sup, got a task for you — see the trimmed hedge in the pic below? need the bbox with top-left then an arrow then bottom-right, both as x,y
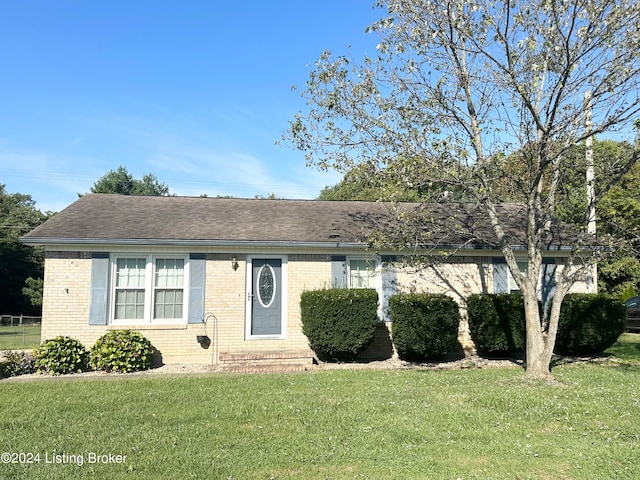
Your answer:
90,330 -> 155,373
467,294 -> 526,357
300,288 -> 379,361
390,293 -> 460,361
467,293 -> 626,357
555,293 -> 626,355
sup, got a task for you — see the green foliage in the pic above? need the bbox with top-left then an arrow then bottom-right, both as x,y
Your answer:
555,294 -> 627,356
22,277 -> 43,307
620,284 -> 637,302
300,288 -> 378,361
390,293 -> 460,361
33,336 -> 89,375
467,294 -> 526,357
318,162 -> 425,202
554,140 -> 636,225
467,294 -> 625,357
0,184 -> 48,315
598,245 -> 640,297
0,350 -> 35,377
90,330 -> 155,373
89,165 -> 171,196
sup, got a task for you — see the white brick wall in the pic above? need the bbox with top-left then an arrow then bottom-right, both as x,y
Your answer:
40,250 -> 588,365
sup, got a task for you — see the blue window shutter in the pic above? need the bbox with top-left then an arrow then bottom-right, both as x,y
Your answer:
188,254 -> 206,324
89,253 -> 110,325
540,258 -> 557,310
492,258 -> 509,293
331,255 -> 347,288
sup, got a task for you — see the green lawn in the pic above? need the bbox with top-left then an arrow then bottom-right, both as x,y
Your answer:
604,332 -> 640,361
0,324 -> 41,350
1,336 -> 639,479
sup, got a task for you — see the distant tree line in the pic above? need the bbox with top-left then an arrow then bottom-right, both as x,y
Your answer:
0,185 -> 50,314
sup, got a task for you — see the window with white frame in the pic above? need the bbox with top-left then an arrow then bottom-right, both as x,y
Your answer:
112,255 -> 187,323
348,258 -> 376,289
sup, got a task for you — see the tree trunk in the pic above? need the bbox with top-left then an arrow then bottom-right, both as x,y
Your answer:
523,289 -> 553,379
525,348 -> 553,379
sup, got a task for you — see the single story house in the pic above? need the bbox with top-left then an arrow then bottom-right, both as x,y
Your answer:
21,194 -> 591,370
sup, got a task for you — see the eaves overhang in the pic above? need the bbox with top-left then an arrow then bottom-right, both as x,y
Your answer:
20,236 -> 583,253
19,236 -> 367,249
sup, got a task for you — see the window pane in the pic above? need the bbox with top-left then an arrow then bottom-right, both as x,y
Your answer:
155,259 -> 184,288
115,289 -> 145,319
154,289 -> 183,319
153,258 -> 184,320
116,258 -> 146,287
349,259 -> 374,289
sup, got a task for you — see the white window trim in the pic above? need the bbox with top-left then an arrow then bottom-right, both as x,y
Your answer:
245,255 -> 288,340
109,254 -> 190,325
347,255 -> 394,322
346,256 -> 377,289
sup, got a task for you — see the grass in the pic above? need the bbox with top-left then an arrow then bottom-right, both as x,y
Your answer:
0,337 -> 639,479
0,324 -> 41,350
604,333 -> 640,361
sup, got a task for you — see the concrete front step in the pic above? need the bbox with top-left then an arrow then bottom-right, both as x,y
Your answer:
221,362 -> 310,374
219,351 -> 313,363
217,350 -> 314,374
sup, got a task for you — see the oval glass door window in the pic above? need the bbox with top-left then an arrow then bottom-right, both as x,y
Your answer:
257,264 -> 276,308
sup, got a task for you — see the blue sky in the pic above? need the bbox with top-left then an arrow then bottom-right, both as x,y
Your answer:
0,1 -> 381,212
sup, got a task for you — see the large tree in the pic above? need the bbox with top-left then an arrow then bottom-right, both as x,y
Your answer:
287,0 -> 640,378
89,166 -> 171,196
0,185 -> 49,314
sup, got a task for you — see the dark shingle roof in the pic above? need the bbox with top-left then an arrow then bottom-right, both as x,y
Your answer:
20,194 -> 574,249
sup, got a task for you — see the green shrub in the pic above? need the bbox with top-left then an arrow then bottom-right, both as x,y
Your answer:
301,288 -> 379,361
555,294 -> 626,355
0,350 -> 35,377
390,294 -> 460,361
90,330 -> 155,373
467,294 -> 526,357
33,336 -> 89,375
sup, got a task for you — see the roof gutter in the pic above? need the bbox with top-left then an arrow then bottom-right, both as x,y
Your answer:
19,237 -> 366,249
20,236 -> 582,252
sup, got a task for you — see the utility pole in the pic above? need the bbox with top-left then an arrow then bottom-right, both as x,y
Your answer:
585,90 -> 597,292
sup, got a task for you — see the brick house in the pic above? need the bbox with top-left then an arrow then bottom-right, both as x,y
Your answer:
21,194 -> 589,370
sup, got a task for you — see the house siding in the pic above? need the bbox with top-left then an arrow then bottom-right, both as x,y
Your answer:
39,250 -> 590,366
395,257 -> 493,300
40,251 -> 330,365
41,252 -> 95,342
